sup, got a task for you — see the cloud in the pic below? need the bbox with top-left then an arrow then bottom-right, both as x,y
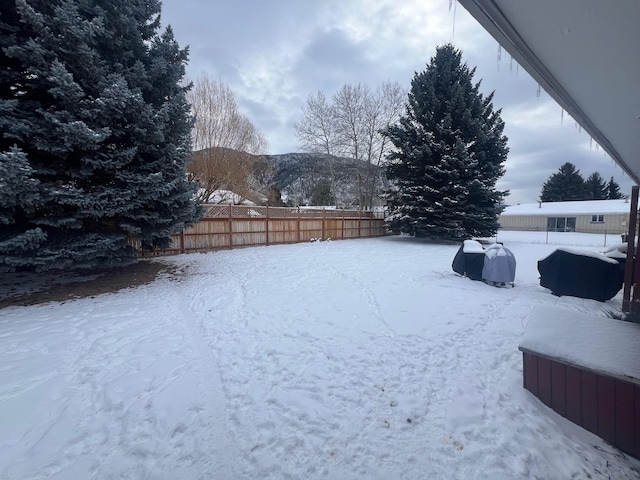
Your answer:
160,0 -> 633,204
291,29 -> 374,93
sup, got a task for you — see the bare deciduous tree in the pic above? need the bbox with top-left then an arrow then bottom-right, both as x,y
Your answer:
187,74 -> 269,203
294,91 -> 339,204
361,81 -> 406,209
294,81 -> 405,209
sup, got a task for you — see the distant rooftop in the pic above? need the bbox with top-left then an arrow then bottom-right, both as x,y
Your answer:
501,199 -> 631,216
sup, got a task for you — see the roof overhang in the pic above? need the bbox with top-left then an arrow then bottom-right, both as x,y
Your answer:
458,0 -> 640,184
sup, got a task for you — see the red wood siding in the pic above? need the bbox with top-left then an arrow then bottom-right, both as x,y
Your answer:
551,361 -> 566,416
581,371 -> 598,434
635,389 -> 640,456
615,381 -> 634,454
538,357 -> 552,407
522,352 -> 640,460
565,365 -> 582,425
523,352 -> 538,394
597,376 -> 616,444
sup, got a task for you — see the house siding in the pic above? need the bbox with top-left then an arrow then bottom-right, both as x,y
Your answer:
498,212 -> 628,234
498,214 -> 546,231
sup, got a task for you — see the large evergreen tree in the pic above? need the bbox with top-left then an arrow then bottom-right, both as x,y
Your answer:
584,172 -> 608,200
606,176 -> 624,199
384,44 -> 508,239
539,163 -> 586,202
0,0 -> 201,272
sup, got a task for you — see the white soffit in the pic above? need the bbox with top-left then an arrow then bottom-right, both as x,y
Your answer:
458,0 -> 640,184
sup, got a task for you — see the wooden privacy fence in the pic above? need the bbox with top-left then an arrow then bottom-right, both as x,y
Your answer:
140,205 -> 387,256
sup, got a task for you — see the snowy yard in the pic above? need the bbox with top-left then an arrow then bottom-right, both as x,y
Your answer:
1,231 -> 639,480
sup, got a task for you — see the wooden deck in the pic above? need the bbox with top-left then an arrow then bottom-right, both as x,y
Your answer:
519,306 -> 640,460
521,352 -> 639,458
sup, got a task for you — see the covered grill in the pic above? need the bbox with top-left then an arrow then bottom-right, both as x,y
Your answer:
452,240 -> 516,286
537,248 -> 625,302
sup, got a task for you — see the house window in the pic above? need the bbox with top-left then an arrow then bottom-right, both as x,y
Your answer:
591,214 -> 604,223
547,217 -> 576,232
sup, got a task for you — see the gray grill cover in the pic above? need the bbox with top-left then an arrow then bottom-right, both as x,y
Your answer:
482,244 -> 516,284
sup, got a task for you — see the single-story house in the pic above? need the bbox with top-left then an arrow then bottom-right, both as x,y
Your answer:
499,199 -> 630,234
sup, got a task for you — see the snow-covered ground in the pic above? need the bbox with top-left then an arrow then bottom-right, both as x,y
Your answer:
1,231 -> 639,480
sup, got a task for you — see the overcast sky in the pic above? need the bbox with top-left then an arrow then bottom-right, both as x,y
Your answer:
160,0 -> 633,205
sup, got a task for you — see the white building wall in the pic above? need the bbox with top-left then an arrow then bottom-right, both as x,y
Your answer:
498,213 -> 628,234
498,214 -> 546,230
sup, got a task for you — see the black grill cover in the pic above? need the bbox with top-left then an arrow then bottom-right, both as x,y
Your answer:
452,242 -> 485,281
537,248 -> 625,302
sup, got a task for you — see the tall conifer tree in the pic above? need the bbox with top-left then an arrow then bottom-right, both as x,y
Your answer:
384,44 -> 508,239
0,0 -> 200,271
539,163 -> 586,202
606,176 -> 623,200
585,172 -> 608,200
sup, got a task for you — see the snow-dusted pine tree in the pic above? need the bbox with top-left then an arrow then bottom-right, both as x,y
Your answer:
0,0 -> 201,272
585,172 -> 608,200
539,163 -> 586,202
606,176 -> 624,200
384,44 -> 508,239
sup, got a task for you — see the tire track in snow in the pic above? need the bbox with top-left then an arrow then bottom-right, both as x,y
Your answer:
167,257 -> 242,479
183,249 -> 291,479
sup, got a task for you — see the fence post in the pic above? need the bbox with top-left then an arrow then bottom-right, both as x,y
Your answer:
342,208 -> 345,239
180,229 -> 185,254
358,209 -> 362,238
228,204 -> 233,248
322,208 -> 326,240
266,205 -> 269,245
297,207 -> 301,243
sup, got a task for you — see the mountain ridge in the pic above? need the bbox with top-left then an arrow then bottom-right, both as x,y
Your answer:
189,148 -> 387,207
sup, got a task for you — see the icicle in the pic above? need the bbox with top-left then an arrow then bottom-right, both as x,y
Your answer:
560,108 -> 564,125
578,125 -> 582,133
536,84 -> 541,99
449,0 -> 458,36
590,137 -> 593,149
509,55 -> 513,73
516,63 -> 519,77
497,44 -> 502,71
